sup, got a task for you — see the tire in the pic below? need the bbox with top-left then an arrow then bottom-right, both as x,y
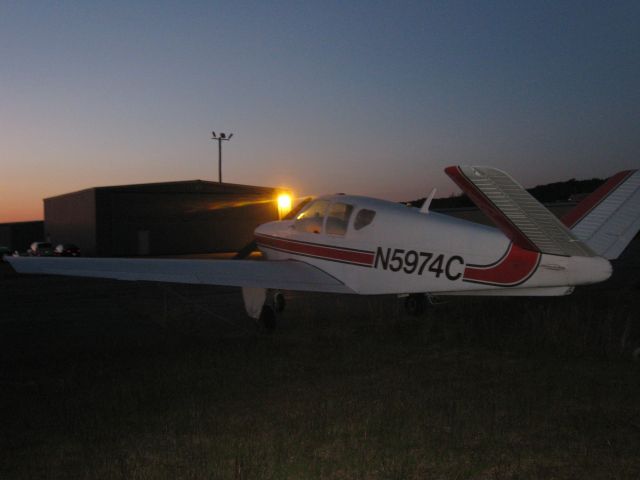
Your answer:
260,305 -> 277,332
273,291 -> 286,313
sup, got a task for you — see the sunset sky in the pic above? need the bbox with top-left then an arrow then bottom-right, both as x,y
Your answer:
2,0 -> 639,222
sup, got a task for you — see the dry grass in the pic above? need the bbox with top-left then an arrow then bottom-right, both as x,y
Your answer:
1,262 -> 640,479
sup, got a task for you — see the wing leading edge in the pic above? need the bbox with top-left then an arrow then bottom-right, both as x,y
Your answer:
5,256 -> 354,294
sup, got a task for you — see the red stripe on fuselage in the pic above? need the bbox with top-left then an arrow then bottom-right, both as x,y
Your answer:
256,234 -> 375,267
463,243 -> 540,287
562,170 -> 635,228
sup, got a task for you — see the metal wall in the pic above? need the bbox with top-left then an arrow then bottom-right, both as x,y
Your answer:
44,181 -> 281,257
0,221 -> 45,252
96,190 -> 278,256
44,189 -> 97,255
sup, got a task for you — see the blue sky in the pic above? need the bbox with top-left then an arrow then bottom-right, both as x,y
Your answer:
1,0 -> 639,221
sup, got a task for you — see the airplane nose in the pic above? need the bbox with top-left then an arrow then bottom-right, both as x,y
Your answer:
255,219 -> 289,237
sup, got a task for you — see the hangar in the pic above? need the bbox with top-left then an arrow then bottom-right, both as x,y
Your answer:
44,180 -> 287,256
0,221 -> 44,252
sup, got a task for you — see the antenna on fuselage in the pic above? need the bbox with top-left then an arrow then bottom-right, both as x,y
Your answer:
420,188 -> 437,214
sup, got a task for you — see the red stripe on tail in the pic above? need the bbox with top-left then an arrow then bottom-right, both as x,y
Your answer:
562,170 -> 635,228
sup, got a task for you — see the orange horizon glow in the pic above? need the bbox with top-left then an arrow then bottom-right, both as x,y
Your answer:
0,192 -> 44,224
0,203 -> 43,223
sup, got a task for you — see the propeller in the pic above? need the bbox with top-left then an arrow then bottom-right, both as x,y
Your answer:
233,196 -> 313,259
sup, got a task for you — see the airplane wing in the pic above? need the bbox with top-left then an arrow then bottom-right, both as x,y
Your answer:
4,256 -> 354,294
445,165 -> 595,257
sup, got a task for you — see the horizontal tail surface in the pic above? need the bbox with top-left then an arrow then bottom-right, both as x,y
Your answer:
562,170 -> 640,259
445,166 -> 594,257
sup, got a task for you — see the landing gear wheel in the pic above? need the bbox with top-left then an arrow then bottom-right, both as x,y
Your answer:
273,291 -> 286,313
405,294 -> 426,316
260,305 -> 277,332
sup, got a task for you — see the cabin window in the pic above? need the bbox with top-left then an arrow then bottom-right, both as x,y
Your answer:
325,202 -> 354,236
354,209 -> 376,230
294,200 -> 329,233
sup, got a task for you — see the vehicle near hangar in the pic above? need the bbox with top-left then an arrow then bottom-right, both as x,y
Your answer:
54,244 -> 81,257
28,242 -> 54,257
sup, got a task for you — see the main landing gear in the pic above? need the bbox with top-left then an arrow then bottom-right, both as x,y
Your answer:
272,291 -> 286,313
404,293 -> 427,316
259,305 -> 277,331
258,290 -> 286,332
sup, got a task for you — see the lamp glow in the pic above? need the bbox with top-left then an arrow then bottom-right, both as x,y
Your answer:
277,193 -> 293,219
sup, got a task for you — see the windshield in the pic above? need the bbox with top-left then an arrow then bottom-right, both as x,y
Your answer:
294,200 -> 329,233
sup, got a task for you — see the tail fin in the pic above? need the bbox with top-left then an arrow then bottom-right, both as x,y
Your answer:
562,170 -> 640,259
445,166 -> 594,257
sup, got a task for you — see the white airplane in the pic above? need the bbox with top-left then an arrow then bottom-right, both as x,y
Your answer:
6,166 -> 640,329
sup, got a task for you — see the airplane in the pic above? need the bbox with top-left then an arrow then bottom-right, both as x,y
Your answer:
6,166 -> 640,330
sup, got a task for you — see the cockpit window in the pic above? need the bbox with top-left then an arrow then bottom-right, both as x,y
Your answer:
294,200 -> 329,233
354,209 -> 376,230
325,202 -> 354,236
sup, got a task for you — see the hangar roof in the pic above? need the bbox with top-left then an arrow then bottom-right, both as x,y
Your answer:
44,180 -> 280,201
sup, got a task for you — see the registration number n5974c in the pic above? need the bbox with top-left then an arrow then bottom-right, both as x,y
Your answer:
374,247 -> 464,281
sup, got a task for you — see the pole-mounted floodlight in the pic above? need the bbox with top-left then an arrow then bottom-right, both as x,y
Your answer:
211,131 -> 234,183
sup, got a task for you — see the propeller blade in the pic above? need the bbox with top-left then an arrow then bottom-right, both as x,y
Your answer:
233,240 -> 258,259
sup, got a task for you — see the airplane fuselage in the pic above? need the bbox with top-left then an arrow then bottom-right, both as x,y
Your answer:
255,194 -> 612,296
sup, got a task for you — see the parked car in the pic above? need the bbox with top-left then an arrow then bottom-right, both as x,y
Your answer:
54,244 -> 81,257
28,242 -> 54,256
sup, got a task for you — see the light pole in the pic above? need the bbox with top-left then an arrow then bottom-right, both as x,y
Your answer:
211,131 -> 233,183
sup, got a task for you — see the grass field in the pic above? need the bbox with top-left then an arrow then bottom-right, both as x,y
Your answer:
1,256 -> 639,479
